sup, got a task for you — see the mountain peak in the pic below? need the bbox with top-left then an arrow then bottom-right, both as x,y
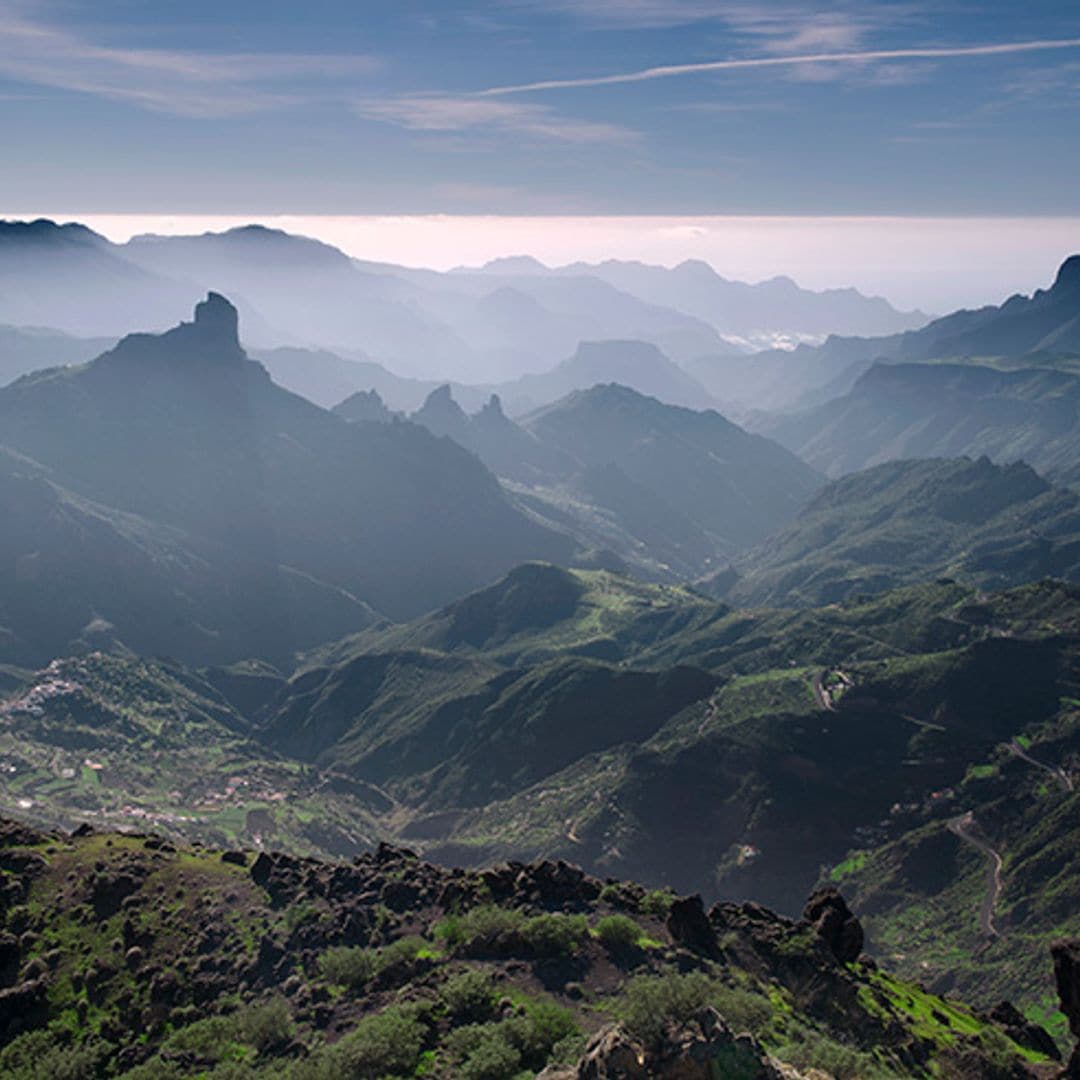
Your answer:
1052,254 -> 1080,293
193,291 -> 239,345
476,255 -> 549,275
0,218 -> 107,248
103,291 -> 245,368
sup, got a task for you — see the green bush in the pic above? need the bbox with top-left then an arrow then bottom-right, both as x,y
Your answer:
516,998 -> 578,1057
376,935 -> 426,973
234,997 -> 295,1052
436,905 -> 526,952
521,913 -> 588,957
443,996 -> 579,1079
438,970 -> 499,1024
161,1015 -> 246,1063
284,902 -> 320,933
711,983 -> 774,1036
318,936 -> 427,990
446,1024 -> 523,1080
639,888 -> 676,917
598,883 -> 621,904
433,911 -> 465,948
0,1029 -> 111,1080
288,1006 -> 425,1080
318,945 -> 377,989
594,914 -> 645,950
773,1025 -> 885,1080
616,972 -> 714,1047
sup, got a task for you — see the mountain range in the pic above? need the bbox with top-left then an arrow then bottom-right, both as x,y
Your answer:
475,254 -> 930,349
2,238 -> 1080,1075
720,456 -> 1080,607
4,562 -> 1076,1039
759,361 -> 1080,487
696,254 -> 1080,414
371,381 -> 823,580
0,293 -> 571,638
0,219 -> 929,387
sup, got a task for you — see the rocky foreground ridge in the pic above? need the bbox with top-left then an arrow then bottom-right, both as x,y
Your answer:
0,816 -> 1075,1079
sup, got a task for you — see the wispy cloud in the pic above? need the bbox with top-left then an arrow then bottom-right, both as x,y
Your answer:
354,95 -> 636,143
477,38 -> 1080,97
0,6 -> 379,117
514,0 -> 889,50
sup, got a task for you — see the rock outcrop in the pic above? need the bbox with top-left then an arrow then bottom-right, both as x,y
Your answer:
803,887 -> 864,964
539,1007 -> 783,1079
1054,939 -> 1080,1078
666,895 -> 718,958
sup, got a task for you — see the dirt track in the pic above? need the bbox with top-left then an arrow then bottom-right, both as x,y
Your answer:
947,811 -> 1002,939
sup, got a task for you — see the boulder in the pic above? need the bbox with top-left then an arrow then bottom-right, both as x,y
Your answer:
666,895 -> 718,957
803,887 -> 864,964
553,1008 -> 782,1079
983,1000 -> 1060,1062
1053,939 -> 1080,1078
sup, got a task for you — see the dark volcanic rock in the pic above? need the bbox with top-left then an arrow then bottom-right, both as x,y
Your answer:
666,895 -> 718,958
983,1000 -> 1060,1062
1054,939 -> 1080,1078
0,977 -> 49,1040
803,886 -> 864,963
542,1007 -> 782,1079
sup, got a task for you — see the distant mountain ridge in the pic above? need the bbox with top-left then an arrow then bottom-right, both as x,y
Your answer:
693,254 -> 1080,413
539,256 -> 930,349
0,219 -> 928,389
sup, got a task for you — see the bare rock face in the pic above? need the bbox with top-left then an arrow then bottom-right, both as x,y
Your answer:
803,887 -> 864,964
666,895 -> 718,958
982,1000 -> 1060,1062
1053,939 -> 1080,1078
539,1008 -> 782,1079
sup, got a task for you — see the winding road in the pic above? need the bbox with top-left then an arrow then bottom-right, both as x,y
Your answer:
947,812 -> 1003,939
1009,740 -> 1074,792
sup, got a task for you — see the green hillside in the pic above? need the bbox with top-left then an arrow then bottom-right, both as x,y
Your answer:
723,457 -> 1080,608
0,816 -> 1063,1079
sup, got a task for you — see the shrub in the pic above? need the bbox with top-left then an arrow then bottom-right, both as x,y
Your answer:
435,904 -> 525,954
444,997 -> 579,1078
433,912 -> 464,948
448,1025 -> 522,1080
289,1006 -> 425,1080
712,984 -> 774,1036
521,913 -> 588,957
234,997 -> 295,1052
594,914 -> 645,950
639,888 -> 676,917
616,972 -> 715,1047
284,902 -> 320,933
0,1029 -> 111,1080
318,945 -> 377,989
517,998 -> 578,1057
773,1025 -> 885,1080
438,970 -> 498,1024
161,1015 -> 244,1062
318,936 -> 427,990
376,935 -> 426,973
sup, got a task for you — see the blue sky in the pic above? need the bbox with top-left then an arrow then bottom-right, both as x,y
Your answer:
2,0 -> 1080,214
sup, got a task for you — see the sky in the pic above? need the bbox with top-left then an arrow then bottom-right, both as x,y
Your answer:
3,1 -> 1080,310
2,0 -> 1080,216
